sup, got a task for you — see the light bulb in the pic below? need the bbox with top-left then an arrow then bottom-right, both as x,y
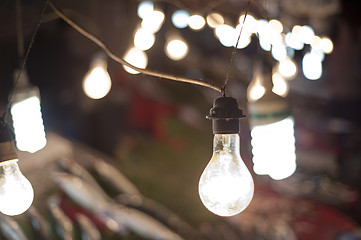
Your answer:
11,70 -> 46,153
199,134 -> 254,217
0,159 -> 34,216
83,56 -> 111,99
200,96 -> 254,217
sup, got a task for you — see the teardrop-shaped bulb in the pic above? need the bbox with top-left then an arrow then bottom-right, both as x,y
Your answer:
0,159 -> 34,216
199,134 -> 254,217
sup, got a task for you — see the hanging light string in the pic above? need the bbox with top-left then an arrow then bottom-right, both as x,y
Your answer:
48,0 -> 222,93
222,0 -> 252,97
0,0 -> 49,135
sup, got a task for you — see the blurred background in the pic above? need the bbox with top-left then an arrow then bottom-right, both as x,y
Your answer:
1,0 -> 361,239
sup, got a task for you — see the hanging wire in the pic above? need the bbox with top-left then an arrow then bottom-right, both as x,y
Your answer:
0,0 -> 49,135
222,0 -> 252,97
47,0 -> 222,93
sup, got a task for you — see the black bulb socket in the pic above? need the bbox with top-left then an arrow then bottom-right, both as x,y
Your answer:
207,96 -> 245,134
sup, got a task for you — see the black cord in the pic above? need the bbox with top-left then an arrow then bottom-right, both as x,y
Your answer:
222,0 -> 252,97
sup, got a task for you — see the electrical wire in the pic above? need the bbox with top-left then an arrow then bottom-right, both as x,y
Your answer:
222,0 -> 251,96
48,0 -> 222,93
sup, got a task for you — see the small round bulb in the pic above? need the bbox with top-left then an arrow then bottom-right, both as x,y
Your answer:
0,159 -> 34,216
199,134 -> 254,217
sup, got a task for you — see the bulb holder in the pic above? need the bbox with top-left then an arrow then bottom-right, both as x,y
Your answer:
207,96 -> 245,134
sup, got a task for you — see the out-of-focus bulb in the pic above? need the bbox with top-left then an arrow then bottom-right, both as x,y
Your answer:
165,35 -> 189,61
251,117 -> 296,180
199,134 -> 254,217
0,141 -> 34,216
83,57 -> 111,99
188,14 -> 205,30
11,70 -> 46,153
123,47 -> 148,74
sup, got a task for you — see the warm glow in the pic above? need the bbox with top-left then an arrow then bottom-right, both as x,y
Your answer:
134,27 -> 155,51
257,19 -> 271,51
251,117 -> 296,180
272,73 -> 289,97
172,10 -> 189,29
206,12 -> 224,28
11,95 -> 47,153
141,10 -> 165,33
320,37 -> 333,54
271,42 -> 287,61
0,159 -> 34,216
277,57 -> 297,79
239,14 -> 257,33
247,72 -> 266,101
83,60 -> 112,100
269,19 -> 283,33
188,14 -> 205,31
199,134 -> 254,217
123,47 -> 148,74
234,24 -> 252,49
215,24 -> 235,47
285,32 -> 304,50
302,52 -> 322,80
165,38 -> 189,61
299,25 -> 315,44
137,1 -> 154,19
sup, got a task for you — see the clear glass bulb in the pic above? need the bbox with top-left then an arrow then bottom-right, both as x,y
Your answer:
199,134 -> 254,217
0,159 -> 34,216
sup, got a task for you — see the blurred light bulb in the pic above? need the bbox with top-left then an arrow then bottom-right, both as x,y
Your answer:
239,14 -> 257,33
165,36 -> 189,61
123,47 -> 148,74
137,1 -> 154,19
269,19 -> 283,33
172,10 -> 189,28
199,134 -> 254,217
299,25 -> 315,44
285,32 -> 304,50
141,10 -> 165,33
83,58 -> 111,99
272,72 -> 289,97
188,14 -> 205,31
0,141 -> 34,216
134,27 -> 155,51
320,37 -> 333,54
11,70 -> 46,153
251,117 -> 296,180
215,24 -> 235,47
302,52 -> 322,80
271,43 -> 287,61
206,12 -> 224,28
277,57 -> 297,79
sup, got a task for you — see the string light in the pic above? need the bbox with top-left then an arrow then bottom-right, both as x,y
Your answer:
206,12 -> 224,28
172,10 -> 190,29
188,14 -> 206,31
82,54 -> 112,99
165,35 -> 189,61
123,47 -> 148,75
199,97 -> 254,216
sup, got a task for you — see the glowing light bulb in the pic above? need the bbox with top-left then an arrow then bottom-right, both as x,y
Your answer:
0,141 -> 34,216
165,36 -> 189,61
247,61 -> 296,180
199,134 -> 254,217
11,70 -> 46,153
123,47 -> 148,74
188,14 -> 205,31
206,12 -> 224,28
172,10 -> 190,29
199,97 -> 254,217
83,57 -> 111,99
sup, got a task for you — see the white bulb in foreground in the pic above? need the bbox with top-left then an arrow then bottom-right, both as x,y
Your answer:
199,134 -> 254,217
0,159 -> 34,216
